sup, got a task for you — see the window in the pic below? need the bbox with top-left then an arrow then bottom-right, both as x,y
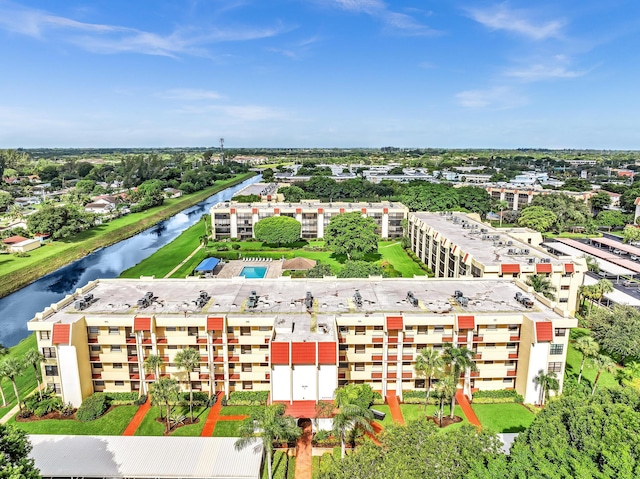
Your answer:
486,324 -> 498,331
188,327 -> 198,336
373,344 -> 383,349
555,328 -> 567,337
355,326 -> 366,335
339,326 -> 348,333
355,345 -> 365,354
94,381 -> 105,387
110,345 -> 121,352
44,366 -> 58,376
548,362 -> 563,373
227,327 -> 234,334
485,360 -> 494,364
113,363 -> 123,369
108,327 -> 119,335
243,381 -> 253,390
416,344 -> 427,350
242,364 -> 252,372
434,326 -> 444,333
353,363 -> 365,372
560,285 -> 570,291
88,326 -> 99,335
166,327 -> 176,332
373,325 -> 383,331
115,380 -> 125,386
485,343 -> 496,348
503,378 -> 514,384
93,363 -> 103,369
259,326 -> 271,331
417,326 -> 428,334
39,331 -> 51,340
42,347 -> 56,358
241,345 -> 252,354
550,344 -> 564,355
415,379 -> 425,389
259,345 -> 268,350
90,345 -> 100,352
507,343 -> 517,349
508,324 -> 519,332
240,327 -> 251,336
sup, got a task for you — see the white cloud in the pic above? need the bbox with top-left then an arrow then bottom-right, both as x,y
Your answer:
467,4 -> 564,41
455,86 -> 527,109
505,64 -> 586,81
159,89 -> 223,101
333,0 -> 386,14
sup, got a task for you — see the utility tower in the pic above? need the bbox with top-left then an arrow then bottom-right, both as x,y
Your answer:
220,138 -> 225,166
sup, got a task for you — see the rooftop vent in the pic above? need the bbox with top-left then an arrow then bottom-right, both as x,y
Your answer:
247,290 -> 259,309
305,291 -> 314,310
514,292 -> 534,308
354,290 -> 363,308
407,291 -> 419,307
137,291 -> 154,309
194,291 -> 210,309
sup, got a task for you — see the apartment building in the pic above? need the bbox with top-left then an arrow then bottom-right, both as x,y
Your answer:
210,201 -> 408,240
485,186 -> 595,211
28,277 -> 575,407
408,212 -> 587,314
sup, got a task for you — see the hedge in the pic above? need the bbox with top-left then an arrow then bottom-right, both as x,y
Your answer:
402,390 -> 439,405
372,391 -> 385,405
76,393 -> 109,422
227,391 -> 269,406
471,389 -> 523,404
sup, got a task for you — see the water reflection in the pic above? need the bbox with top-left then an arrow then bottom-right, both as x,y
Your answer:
0,176 -> 260,346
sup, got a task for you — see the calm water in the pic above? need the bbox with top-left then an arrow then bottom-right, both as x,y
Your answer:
0,175 -> 261,347
239,266 -> 268,279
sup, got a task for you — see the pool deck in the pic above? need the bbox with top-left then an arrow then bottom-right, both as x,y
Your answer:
215,259 -> 283,279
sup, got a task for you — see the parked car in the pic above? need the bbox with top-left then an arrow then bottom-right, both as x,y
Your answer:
622,280 -> 634,287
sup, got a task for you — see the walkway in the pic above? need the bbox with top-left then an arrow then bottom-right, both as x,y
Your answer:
122,396 -> 151,436
294,419 -> 312,479
200,394 -> 223,437
455,390 -> 481,427
385,393 -> 405,425
0,403 -> 20,425
366,422 -> 383,446
164,244 -> 203,278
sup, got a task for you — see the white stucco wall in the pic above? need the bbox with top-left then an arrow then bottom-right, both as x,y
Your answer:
525,343 -> 550,404
271,365 -> 290,401
292,365 -> 316,400
318,365 -> 337,401
58,346 -> 83,407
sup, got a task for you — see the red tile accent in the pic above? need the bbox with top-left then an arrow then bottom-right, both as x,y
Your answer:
388,337 -> 398,344
463,253 -> 469,263
372,372 -> 382,379
265,373 -> 270,380
507,370 -> 517,377
508,353 -> 518,359
213,338 -> 223,344
473,336 -> 483,342
318,342 -> 337,364
274,208 -> 280,214
338,373 -> 346,379
230,373 -> 240,380
442,336 -> 453,342
126,338 -> 136,344
264,337 -> 270,344
214,374 -> 224,380
458,338 -> 468,343
458,315 -> 475,330
199,373 -> 209,380
339,208 -> 345,213
230,208 -> 236,214
317,208 -> 324,214
292,342 -> 316,364
252,208 -> 258,214
387,372 -> 397,379
535,322 -> 554,342
296,208 -> 302,214
271,342 -> 290,365
134,317 -> 151,332
214,356 -> 224,362
501,264 -> 521,274
228,338 -> 239,344
52,324 -> 71,345
403,337 -> 413,343
207,317 -> 224,331
197,338 -> 207,344
387,355 -> 397,361
402,354 -> 413,360
386,315 -> 403,330
361,208 -> 367,214
200,356 -> 208,363
402,372 -> 412,379
372,355 -> 383,361
564,263 -> 575,274
509,335 -> 520,341
156,338 -> 167,344
142,338 -> 152,345
372,337 -> 383,343
88,337 -> 98,344
92,373 -> 101,379
90,356 -> 99,362
129,373 -> 140,380
536,263 -> 552,273
127,356 -> 137,362
470,371 -> 480,377
228,356 -> 239,362
474,353 -> 482,360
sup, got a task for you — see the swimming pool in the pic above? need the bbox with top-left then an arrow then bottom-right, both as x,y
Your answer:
240,266 -> 267,279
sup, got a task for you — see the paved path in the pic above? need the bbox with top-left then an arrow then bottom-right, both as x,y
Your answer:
455,390 -> 482,427
0,403 -> 20,425
385,393 -> 405,425
122,396 -> 151,436
294,419 -> 312,479
366,421 -> 383,446
164,244 -> 203,278
200,394 -> 223,437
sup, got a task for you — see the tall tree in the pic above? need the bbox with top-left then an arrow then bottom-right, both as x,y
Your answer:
443,345 -> 477,418
525,274 -> 557,300
494,199 -> 509,227
254,216 -> 301,246
590,305 -> 640,364
574,336 -> 600,384
235,405 -> 301,479
150,377 -> 180,433
0,359 -> 24,410
435,375 -> 456,427
0,423 -> 41,479
332,402 -> 374,459
23,350 -> 44,400
144,354 -> 163,397
533,370 -> 559,406
0,365 -> 8,408
517,206 -> 557,232
589,354 -> 616,395
414,347 -> 444,409
325,212 -> 379,260
174,348 -> 200,421
594,279 -> 614,307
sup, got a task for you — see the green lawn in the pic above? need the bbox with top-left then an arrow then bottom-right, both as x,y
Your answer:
0,334 -> 39,419
134,405 -> 209,436
262,451 -> 295,479
213,420 -> 244,437
378,241 -> 426,277
566,341 -> 618,389
10,405 -> 138,435
0,173 -> 254,298
120,219 -> 206,278
471,403 -> 535,433
170,248 -> 209,278
400,404 -> 468,432
218,405 -> 261,416
371,405 -> 393,427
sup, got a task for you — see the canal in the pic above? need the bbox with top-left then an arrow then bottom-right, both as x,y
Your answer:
0,175 -> 261,347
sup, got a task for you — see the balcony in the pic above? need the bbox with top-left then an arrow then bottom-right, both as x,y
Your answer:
388,337 -> 398,344
199,373 -> 210,380
509,336 -> 520,342
387,372 -> 397,379
508,353 -> 518,359
442,336 -> 453,342
387,355 -> 397,362
213,338 -> 223,344
372,337 -> 384,343
506,370 -> 517,377
403,337 -> 414,343
402,354 -> 413,361
156,337 -> 168,344
402,372 -> 412,379
371,372 -> 382,379
473,336 -> 483,342
129,373 -> 140,380
197,337 -> 207,344
127,356 -> 138,362
372,355 -> 383,361
458,337 -> 468,344
126,338 -> 136,344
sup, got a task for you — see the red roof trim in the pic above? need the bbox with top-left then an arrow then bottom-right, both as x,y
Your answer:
458,315 -> 475,330
501,264 -> 521,274
463,253 -> 469,263
52,324 -> 71,345
292,342 -> 316,364
386,316 -> 403,330
271,342 -> 290,365
536,263 -> 552,274
207,316 -> 224,331
536,322 -> 554,342
318,342 -> 337,364
564,263 -> 575,274
134,317 -> 151,332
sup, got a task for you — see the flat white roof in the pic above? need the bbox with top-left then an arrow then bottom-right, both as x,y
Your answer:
544,242 -> 634,276
583,276 -> 640,307
29,435 -> 263,479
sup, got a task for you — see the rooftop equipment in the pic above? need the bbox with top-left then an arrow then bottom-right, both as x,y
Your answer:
407,291 -> 419,307
354,290 -> 363,308
247,290 -> 259,309
305,292 -> 314,310
137,291 -> 154,309
514,292 -> 534,308
194,291 -> 210,309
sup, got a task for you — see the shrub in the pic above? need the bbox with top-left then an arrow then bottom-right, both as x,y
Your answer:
471,389 -> 523,404
372,391 -> 385,405
135,395 -> 148,406
105,392 -> 139,405
227,391 -> 269,406
402,390 -> 438,405
61,403 -> 75,417
179,391 -> 209,406
76,393 -> 109,422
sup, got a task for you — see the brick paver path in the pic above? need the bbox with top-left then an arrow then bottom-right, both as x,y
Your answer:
455,389 -> 482,427
200,394 -> 223,437
122,396 -> 151,436
385,393 -> 405,425
294,419 -> 312,479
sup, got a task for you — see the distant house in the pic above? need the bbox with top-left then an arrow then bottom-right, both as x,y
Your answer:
163,188 -> 182,198
599,190 -> 621,209
8,238 -> 41,253
15,197 -> 41,207
2,235 -> 29,245
85,196 -> 119,214
2,177 -> 20,185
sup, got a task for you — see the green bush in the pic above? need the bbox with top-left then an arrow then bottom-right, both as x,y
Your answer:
104,392 -> 139,405
24,391 -> 65,417
372,391 -> 385,405
228,391 -> 269,406
472,389 -> 523,403
402,390 -> 438,405
179,391 -> 210,406
76,393 -> 109,422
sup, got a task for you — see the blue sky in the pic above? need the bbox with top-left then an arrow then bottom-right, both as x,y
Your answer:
1,0 -> 639,149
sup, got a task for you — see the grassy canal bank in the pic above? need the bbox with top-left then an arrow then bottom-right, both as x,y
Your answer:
0,172 -> 255,299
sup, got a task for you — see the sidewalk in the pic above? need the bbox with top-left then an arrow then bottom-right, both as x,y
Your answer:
294,419 -> 312,479
455,389 -> 481,427
164,244 -> 203,278
122,396 -> 151,436
200,394 -> 223,437
385,393 -> 405,425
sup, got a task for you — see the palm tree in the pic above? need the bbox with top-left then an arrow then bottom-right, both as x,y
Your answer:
414,347 -> 444,409
582,254 -> 600,273
174,348 -> 200,421
235,405 -> 301,479
0,363 -> 8,407
590,354 -> 616,396
435,375 -> 456,427
495,200 -> 509,227
574,336 -> 599,384
332,402 -> 373,459
23,350 -> 44,400
594,279 -> 614,307
150,377 -> 180,434
144,353 -> 163,395
533,370 -> 559,406
525,274 -> 557,300
443,345 -> 477,419
0,358 -> 24,409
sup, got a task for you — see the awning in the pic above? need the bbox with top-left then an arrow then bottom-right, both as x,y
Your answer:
535,322 -> 553,342
194,257 -> 220,272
